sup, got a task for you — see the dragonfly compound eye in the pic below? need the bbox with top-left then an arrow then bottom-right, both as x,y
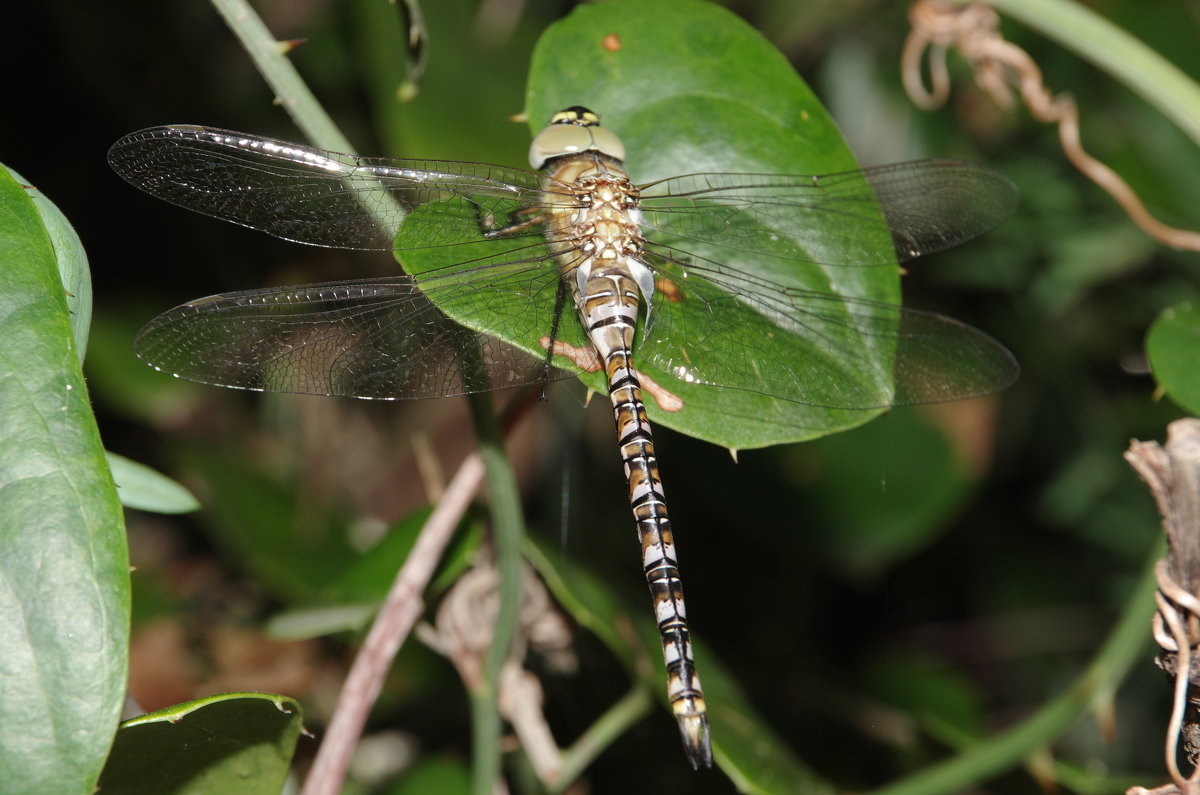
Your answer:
528,116 -> 627,169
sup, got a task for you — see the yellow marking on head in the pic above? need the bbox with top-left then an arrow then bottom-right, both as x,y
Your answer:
551,106 -> 601,127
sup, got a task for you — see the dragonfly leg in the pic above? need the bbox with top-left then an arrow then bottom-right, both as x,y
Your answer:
540,337 -> 601,372
539,338 -> 683,413
478,203 -> 545,238
637,371 -> 683,413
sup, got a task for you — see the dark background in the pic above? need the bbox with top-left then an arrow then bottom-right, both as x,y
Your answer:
5,1 -> 1200,792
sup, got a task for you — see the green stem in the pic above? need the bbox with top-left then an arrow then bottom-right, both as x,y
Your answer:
208,0 -> 405,231
466,386 -> 526,795
968,0 -> 1200,148
549,686 -> 654,793
868,544 -> 1160,795
208,0 -> 355,151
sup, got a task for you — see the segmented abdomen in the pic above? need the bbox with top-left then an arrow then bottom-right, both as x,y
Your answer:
576,268 -> 711,769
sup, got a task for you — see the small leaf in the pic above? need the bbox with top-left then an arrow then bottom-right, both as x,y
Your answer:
98,693 -> 303,795
1147,300 -> 1200,414
267,603 -> 376,639
0,164 -> 129,795
266,509 -> 480,640
107,451 -> 200,514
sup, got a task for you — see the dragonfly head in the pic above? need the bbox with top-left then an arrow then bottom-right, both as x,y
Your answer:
529,106 -> 626,169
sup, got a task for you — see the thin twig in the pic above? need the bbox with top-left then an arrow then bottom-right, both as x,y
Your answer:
208,0 -> 407,231
547,686 -> 654,793
201,1 -> 547,789
302,387 -> 544,794
395,0 -> 428,101
462,364 -> 527,794
418,560 -> 575,786
301,452 -> 486,795
903,0 -> 1200,251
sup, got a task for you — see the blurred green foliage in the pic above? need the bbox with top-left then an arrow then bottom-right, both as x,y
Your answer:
2,0 -> 1198,792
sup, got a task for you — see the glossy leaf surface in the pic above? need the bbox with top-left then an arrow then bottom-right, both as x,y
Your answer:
0,165 -> 128,795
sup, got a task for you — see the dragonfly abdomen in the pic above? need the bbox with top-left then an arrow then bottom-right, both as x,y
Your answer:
576,268 -> 712,769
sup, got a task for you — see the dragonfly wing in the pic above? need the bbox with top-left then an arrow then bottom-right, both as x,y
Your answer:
865,160 -> 1018,259
638,160 -> 1017,266
107,125 -> 560,251
636,247 -> 1017,409
885,304 -> 1019,405
135,268 -> 574,400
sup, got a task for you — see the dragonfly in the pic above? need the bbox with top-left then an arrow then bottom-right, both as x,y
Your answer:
108,107 -> 1018,768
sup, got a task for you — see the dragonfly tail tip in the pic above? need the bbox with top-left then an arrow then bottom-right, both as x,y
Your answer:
678,714 -> 713,769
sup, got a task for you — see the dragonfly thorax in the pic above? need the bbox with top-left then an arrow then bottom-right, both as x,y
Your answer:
541,155 -> 654,312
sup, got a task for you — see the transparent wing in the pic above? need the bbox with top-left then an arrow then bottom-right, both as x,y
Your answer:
626,160 -> 1018,407
107,125 -> 567,251
634,244 -> 1018,409
638,161 -> 1018,266
112,126 -> 581,398
113,126 -> 1016,407
134,252 -> 575,399
135,242 -> 1015,406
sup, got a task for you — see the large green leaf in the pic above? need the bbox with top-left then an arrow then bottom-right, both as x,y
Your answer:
98,693 -> 303,795
0,165 -> 129,794
398,0 -> 896,450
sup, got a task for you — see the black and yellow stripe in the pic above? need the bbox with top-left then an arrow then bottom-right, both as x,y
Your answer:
576,268 -> 711,769
541,121 -> 712,768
